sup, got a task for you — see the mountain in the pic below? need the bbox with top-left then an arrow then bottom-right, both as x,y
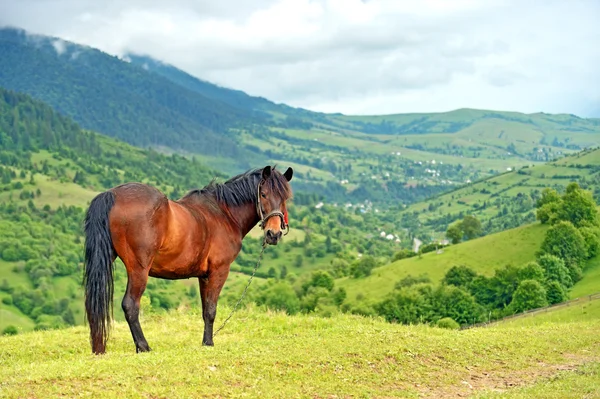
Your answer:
2,27 -> 600,209
0,27 -> 263,164
125,54 -> 289,116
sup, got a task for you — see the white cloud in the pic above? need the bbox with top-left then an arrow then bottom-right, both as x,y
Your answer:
1,0 -> 598,116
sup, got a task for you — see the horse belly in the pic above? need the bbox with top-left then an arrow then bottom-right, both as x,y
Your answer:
150,251 -> 206,280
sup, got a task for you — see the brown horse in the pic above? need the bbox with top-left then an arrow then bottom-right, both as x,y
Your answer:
83,165 -> 293,354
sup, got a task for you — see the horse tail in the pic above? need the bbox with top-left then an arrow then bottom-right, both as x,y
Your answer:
83,190 -> 116,355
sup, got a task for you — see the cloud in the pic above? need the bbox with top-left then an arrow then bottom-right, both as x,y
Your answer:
0,0 -> 599,117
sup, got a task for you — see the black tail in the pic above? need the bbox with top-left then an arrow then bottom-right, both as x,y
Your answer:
83,190 -> 116,355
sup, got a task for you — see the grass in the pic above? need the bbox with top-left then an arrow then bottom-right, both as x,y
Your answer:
338,222 -> 548,304
500,298 -> 600,327
1,308 -> 600,398
571,257 -> 600,299
0,304 -> 35,332
475,362 -> 600,399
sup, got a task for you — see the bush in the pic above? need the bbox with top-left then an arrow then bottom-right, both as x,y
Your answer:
395,274 -> 431,289
2,325 -> 18,335
436,317 -> 460,330
393,249 -> 416,261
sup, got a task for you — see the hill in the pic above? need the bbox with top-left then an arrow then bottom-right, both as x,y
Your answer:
338,222 -> 549,304
3,27 -> 600,208
396,146 -> 600,239
1,309 -> 599,398
0,86 -> 407,333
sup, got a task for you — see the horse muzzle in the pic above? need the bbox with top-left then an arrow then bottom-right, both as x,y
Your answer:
265,229 -> 283,245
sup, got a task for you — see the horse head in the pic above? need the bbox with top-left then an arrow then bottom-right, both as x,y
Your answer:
257,165 -> 293,245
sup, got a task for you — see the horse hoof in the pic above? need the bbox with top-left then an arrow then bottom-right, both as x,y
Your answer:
136,345 -> 151,353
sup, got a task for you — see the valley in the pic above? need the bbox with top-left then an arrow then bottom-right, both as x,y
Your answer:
0,2 -> 598,395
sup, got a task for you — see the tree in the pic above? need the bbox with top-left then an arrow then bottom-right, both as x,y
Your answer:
437,285 -> 484,325
259,282 -> 300,315
536,202 -> 560,224
539,221 -> 587,282
462,215 -> 482,240
517,262 -> 545,283
375,288 -> 428,324
280,265 -> 288,279
536,188 -> 561,209
545,280 -> 568,305
446,222 -> 463,244
442,265 -> 477,288
331,258 -> 349,277
294,254 -> 303,268
537,254 -> 572,288
509,280 -> 548,313
557,183 -> 599,228
579,226 -> 600,259
351,256 -> 378,278
303,271 -> 335,292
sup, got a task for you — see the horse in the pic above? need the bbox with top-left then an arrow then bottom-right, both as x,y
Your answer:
82,165 -> 293,355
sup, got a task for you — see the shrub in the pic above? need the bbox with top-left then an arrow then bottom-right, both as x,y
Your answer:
436,317 -> 460,330
2,325 -> 18,336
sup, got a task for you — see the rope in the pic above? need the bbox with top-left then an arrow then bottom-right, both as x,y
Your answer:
213,240 -> 267,337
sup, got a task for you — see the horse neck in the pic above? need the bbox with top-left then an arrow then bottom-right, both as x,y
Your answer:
227,201 -> 260,238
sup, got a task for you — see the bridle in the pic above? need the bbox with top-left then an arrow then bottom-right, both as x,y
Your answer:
256,179 -> 289,236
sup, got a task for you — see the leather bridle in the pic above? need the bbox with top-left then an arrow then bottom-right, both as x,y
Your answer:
256,180 -> 289,236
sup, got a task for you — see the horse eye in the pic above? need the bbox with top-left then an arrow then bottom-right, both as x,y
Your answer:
261,192 -> 266,198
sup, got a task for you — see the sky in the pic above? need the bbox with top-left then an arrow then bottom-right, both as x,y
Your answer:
1,0 -> 599,117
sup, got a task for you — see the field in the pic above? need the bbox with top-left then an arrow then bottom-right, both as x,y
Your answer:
1,308 -> 599,398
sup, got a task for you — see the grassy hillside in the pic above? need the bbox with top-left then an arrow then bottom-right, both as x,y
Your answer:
1,309 -> 599,398
398,146 -> 600,239
338,222 -> 548,304
3,27 -> 600,208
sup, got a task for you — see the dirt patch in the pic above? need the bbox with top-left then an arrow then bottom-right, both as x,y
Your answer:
417,353 -> 600,398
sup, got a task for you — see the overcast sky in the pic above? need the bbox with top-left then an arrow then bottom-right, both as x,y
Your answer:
1,0 -> 599,117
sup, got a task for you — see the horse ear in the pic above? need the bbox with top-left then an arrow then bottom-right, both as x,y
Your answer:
262,165 -> 272,179
284,167 -> 293,181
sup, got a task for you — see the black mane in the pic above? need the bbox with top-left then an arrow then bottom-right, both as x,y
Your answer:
182,166 -> 292,207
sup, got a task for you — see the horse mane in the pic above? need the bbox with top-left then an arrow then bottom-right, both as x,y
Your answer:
181,166 -> 292,208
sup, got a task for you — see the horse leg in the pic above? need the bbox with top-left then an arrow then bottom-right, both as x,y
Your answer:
199,265 -> 230,346
121,259 -> 153,353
